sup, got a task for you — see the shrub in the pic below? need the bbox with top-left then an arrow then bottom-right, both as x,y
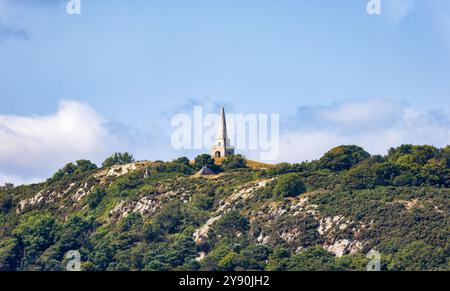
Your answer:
0,194 -> 13,214
273,173 -> 306,198
192,193 -> 215,211
173,157 -> 190,167
214,210 -> 249,237
222,154 -> 247,170
75,160 -> 98,173
194,154 -> 221,172
86,188 -> 107,209
318,145 -> 370,171
102,152 -> 135,167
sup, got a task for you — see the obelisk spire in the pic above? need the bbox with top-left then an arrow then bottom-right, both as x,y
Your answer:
211,107 -> 234,158
217,107 -> 227,142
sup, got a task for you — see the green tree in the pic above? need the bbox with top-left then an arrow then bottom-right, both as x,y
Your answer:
318,145 -> 370,171
192,193 -> 215,211
273,173 -> 306,198
236,244 -> 273,270
102,152 -> 135,167
0,194 -> 13,214
194,154 -> 221,172
286,246 -> 336,271
86,188 -> 107,209
75,160 -> 98,173
51,162 -> 77,180
166,234 -> 198,268
194,154 -> 215,169
174,157 -> 190,167
0,238 -> 21,271
56,216 -> 96,256
154,200 -> 189,234
214,210 -> 249,238
12,214 -> 60,269
222,154 -> 247,170
266,247 -> 290,271
389,241 -> 446,271
217,251 -> 239,271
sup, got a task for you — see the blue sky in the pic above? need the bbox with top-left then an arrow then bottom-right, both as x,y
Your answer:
1,0 -> 450,184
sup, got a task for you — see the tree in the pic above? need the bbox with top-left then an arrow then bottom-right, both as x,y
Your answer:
273,173 -> 306,198
286,246 -> 336,271
194,154 -> 220,172
50,160 -> 97,181
12,214 -> 59,268
56,216 -> 96,256
51,163 -> 77,180
388,145 -> 441,168
154,201 -> 187,234
0,238 -> 21,271
236,244 -> 273,270
86,188 -> 107,209
318,145 -> 370,171
102,152 -> 135,167
222,154 -> 247,170
153,159 -> 193,175
266,247 -> 290,271
214,210 -> 249,238
217,252 -> 239,271
194,154 -> 215,169
75,160 -> 98,173
166,234 -> 198,268
443,146 -> 450,167
0,194 -> 13,214
192,193 -> 215,211
389,241 -> 446,271
174,157 -> 190,167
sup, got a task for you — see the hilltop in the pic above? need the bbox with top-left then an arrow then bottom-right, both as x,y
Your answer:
0,145 -> 449,271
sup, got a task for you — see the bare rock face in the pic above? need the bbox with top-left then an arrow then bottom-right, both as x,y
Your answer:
217,179 -> 272,213
71,183 -> 94,202
193,216 -> 222,244
110,197 -> 162,219
317,215 -> 367,257
106,164 -> 138,177
93,162 -> 147,185
109,188 -> 191,220
318,216 -> 345,235
16,183 -> 77,213
325,239 -> 351,257
324,239 -> 364,257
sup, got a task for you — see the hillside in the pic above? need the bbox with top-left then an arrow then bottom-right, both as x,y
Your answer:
0,145 -> 449,271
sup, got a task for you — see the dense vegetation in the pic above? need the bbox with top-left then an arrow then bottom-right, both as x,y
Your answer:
0,145 -> 449,271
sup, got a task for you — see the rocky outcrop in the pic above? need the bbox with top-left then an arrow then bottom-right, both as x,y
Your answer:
193,179 -> 273,245
110,197 -> 162,218
16,183 -> 77,213
109,188 -> 191,219
193,216 -> 222,244
71,182 -> 94,202
318,215 -> 366,257
93,162 -> 146,185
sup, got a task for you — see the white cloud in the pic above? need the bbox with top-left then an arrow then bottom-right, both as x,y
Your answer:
0,101 -> 124,185
277,99 -> 450,163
